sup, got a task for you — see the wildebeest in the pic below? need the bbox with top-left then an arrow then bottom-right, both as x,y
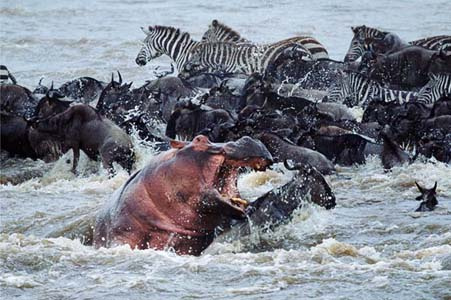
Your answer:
257,132 -> 335,175
166,101 -> 236,142
414,182 -> 438,212
32,104 -> 135,174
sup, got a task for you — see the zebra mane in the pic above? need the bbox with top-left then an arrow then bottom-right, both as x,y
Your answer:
352,25 -> 387,39
150,25 -> 192,40
210,20 -> 242,38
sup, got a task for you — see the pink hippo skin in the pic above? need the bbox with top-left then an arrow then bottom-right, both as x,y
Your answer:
94,135 -> 272,255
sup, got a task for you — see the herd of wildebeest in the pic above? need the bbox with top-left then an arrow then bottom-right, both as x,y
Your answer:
1,21 -> 449,255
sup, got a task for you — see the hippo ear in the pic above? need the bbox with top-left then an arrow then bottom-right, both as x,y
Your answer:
170,140 -> 189,149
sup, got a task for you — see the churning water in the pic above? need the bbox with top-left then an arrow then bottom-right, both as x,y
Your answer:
1,0 -> 450,299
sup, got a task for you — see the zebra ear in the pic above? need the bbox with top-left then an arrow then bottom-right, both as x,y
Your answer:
212,19 -> 219,26
351,26 -> 357,33
141,26 -> 151,35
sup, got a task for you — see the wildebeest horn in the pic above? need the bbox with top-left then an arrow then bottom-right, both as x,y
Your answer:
50,81 -> 54,90
117,71 -> 122,85
433,181 -> 437,192
415,181 -> 425,194
38,77 -> 44,86
111,73 -> 116,88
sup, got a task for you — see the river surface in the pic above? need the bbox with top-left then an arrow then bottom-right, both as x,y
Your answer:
1,0 -> 451,299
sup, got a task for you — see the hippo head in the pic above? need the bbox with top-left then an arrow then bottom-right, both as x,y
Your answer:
170,135 -> 273,218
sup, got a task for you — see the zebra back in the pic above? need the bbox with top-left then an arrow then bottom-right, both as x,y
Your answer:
202,20 -> 328,60
184,41 -> 312,76
202,20 -> 249,43
329,71 -> 417,107
410,35 -> 451,52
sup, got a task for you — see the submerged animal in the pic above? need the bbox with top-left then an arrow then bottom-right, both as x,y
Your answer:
93,135 -> 273,255
414,182 -> 438,212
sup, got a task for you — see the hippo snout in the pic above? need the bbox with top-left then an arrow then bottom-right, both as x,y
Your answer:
224,136 -> 274,170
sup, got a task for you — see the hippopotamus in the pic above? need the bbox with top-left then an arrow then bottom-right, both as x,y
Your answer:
93,135 -> 273,255
414,182 -> 438,212
32,104 -> 135,174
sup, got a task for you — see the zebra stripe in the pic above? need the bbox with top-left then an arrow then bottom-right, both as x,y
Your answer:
201,20 -> 249,43
328,72 -> 418,107
202,20 -> 329,60
417,73 -> 451,104
345,25 -> 451,62
136,26 -> 201,72
183,41 -> 313,76
0,65 -> 16,84
410,35 -> 451,52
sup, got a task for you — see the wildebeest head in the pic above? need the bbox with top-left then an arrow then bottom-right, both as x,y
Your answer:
284,160 -> 336,209
32,78 -> 49,95
34,83 -> 71,119
96,71 -> 133,119
414,181 -> 438,212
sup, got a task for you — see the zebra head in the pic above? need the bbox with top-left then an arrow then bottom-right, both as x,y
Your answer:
201,20 -> 220,42
344,25 -> 386,62
328,71 -> 370,107
201,19 -> 245,43
136,26 -> 164,66
417,73 -> 451,104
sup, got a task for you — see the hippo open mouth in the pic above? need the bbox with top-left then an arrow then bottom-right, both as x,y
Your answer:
211,136 -> 274,217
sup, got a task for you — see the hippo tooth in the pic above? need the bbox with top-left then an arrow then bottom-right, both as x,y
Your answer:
231,197 -> 248,207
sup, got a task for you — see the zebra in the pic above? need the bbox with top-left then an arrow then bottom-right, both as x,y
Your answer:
180,40 -> 313,78
344,25 -> 451,62
202,19 -> 329,60
328,71 -> 418,107
417,73 -> 451,103
136,25 -> 202,72
201,19 -> 249,43
0,65 -> 17,85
